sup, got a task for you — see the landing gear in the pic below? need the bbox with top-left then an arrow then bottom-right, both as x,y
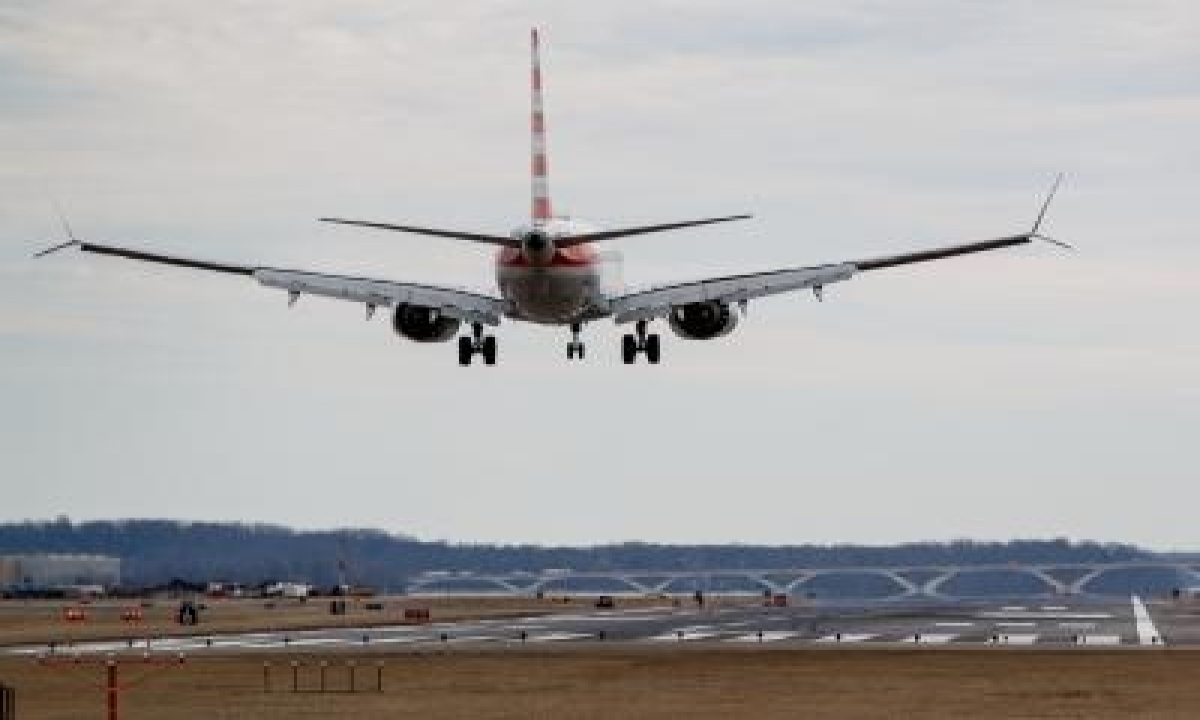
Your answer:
458,323 -> 497,366
622,320 -> 661,365
566,323 -> 586,361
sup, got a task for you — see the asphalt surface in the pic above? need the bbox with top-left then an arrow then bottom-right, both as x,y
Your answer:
6,597 -> 1196,656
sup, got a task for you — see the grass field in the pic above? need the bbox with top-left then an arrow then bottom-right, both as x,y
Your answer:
1,647 -> 1198,719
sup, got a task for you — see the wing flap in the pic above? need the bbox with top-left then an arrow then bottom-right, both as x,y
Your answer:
609,263 -> 856,323
254,269 -> 505,326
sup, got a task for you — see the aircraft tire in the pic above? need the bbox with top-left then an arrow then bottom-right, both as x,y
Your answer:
645,334 -> 661,364
621,334 -> 637,364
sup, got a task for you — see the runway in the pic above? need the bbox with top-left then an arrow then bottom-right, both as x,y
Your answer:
6,596 -> 1194,657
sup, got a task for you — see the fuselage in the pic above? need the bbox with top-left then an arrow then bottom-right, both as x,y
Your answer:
496,218 -> 607,324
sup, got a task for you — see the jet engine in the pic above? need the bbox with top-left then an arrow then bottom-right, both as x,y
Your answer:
667,301 -> 739,340
391,303 -> 460,343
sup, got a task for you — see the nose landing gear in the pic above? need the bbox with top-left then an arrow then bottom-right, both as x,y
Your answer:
458,323 -> 497,366
622,320 -> 661,365
566,323 -> 586,360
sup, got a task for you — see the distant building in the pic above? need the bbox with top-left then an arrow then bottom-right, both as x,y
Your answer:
0,554 -> 121,591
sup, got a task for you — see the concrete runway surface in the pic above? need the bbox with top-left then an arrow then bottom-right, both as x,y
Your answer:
5,595 -> 1196,657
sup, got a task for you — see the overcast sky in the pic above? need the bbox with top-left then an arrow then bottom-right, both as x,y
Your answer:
2,1 -> 1197,549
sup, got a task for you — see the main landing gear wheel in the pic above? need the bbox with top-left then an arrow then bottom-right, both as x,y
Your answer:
566,323 -> 586,361
458,323 -> 497,366
622,320 -> 661,365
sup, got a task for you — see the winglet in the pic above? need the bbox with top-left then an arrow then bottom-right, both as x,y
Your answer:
1030,173 -> 1072,250
33,204 -> 82,258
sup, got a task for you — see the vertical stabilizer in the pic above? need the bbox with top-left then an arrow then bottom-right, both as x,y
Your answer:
530,28 -> 553,222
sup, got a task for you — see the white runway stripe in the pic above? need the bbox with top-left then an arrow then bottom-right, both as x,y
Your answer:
980,611 -> 1111,620
935,622 -> 974,627
1132,596 -> 1163,645
815,633 -> 876,643
277,638 -> 350,648
726,631 -> 798,643
1078,635 -> 1122,646
910,633 -> 957,644
999,634 -> 1039,645
361,636 -> 424,645
527,632 -> 592,642
651,629 -> 721,641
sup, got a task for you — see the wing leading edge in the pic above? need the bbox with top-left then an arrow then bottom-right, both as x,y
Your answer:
608,175 -> 1067,323
76,242 -> 506,326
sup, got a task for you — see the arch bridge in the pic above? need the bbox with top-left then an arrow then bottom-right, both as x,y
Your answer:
406,561 -> 1200,601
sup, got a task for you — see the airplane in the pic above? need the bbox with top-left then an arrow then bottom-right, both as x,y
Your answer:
35,29 -> 1067,366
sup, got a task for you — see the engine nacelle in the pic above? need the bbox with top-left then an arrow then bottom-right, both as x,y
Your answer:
391,303 -> 460,343
668,301 -> 739,340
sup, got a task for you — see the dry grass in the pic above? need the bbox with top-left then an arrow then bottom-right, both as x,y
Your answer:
1,646 -> 1198,719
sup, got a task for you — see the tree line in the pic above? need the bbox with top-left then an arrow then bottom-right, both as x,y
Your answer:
0,518 -> 1149,590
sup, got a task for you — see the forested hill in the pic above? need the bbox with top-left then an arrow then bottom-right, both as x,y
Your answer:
0,519 -> 1151,589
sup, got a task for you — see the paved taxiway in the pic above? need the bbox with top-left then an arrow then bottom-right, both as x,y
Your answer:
6,596 -> 1194,657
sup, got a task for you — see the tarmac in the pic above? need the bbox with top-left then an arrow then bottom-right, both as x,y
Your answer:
5,595 -> 1197,657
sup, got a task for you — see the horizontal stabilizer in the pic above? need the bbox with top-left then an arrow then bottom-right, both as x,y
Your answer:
557,214 -> 752,247
320,218 -> 520,248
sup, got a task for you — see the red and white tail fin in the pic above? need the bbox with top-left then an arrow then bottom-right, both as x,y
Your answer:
530,28 -> 553,222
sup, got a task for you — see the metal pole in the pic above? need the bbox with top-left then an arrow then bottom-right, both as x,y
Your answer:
349,660 -> 356,693
377,662 -> 384,693
107,661 -> 118,720
263,662 -> 270,693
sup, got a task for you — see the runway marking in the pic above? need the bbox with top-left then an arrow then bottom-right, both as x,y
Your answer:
360,636 -> 424,645
979,611 -> 1111,620
213,641 -> 281,650
506,624 -> 550,631
1132,596 -> 1162,645
910,633 -> 956,644
996,622 -> 1036,628
527,632 -> 593,642
725,631 -> 798,643
651,628 -> 721,641
999,634 -> 1038,645
1059,622 -> 1096,630
1041,605 -> 1068,611
1078,635 -> 1122,646
1001,606 -> 1027,611
935,622 -> 974,628
279,637 -> 353,648
815,633 -> 876,643
445,635 -> 505,644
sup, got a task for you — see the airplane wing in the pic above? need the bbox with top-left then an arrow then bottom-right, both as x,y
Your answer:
608,231 -> 1048,324
609,176 -> 1067,324
76,242 -> 506,326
